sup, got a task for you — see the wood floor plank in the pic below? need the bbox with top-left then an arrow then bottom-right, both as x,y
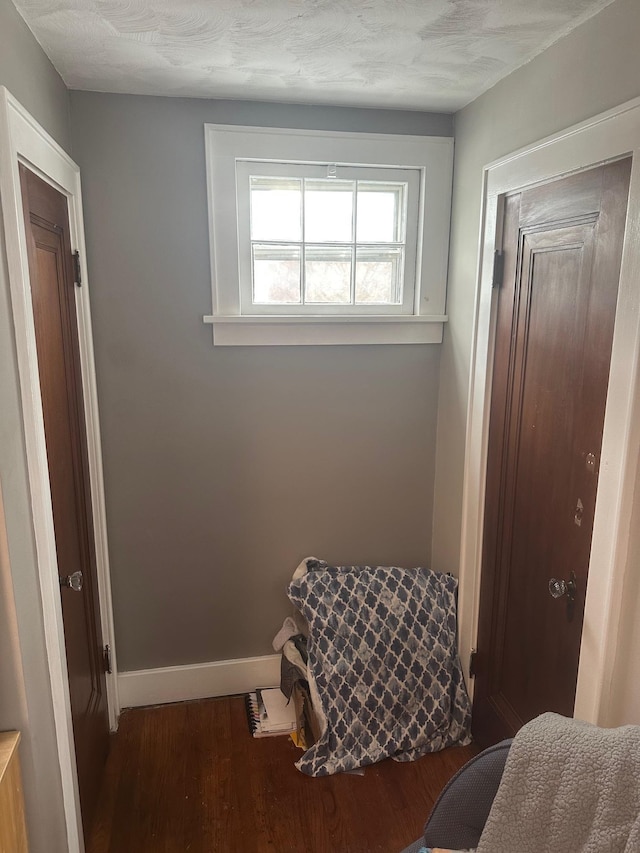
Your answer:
88,697 -> 477,853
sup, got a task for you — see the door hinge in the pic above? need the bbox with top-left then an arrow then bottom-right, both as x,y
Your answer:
72,250 -> 82,287
492,250 -> 504,288
469,648 -> 478,678
102,644 -> 113,675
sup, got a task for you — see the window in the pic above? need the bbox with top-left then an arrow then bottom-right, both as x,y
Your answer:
205,125 -> 453,345
237,162 -> 420,315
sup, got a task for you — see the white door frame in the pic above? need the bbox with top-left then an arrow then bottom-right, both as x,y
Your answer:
458,96 -> 640,726
0,88 -> 119,851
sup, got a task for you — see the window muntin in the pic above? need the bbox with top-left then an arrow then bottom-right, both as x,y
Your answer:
236,161 -> 420,316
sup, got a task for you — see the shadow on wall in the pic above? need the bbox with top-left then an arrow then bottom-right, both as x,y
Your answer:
0,480 -> 29,737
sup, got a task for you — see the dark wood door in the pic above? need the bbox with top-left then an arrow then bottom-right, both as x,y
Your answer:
20,165 -> 109,835
472,159 -> 631,747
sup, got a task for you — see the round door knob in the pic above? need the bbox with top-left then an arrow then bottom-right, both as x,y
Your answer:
60,570 -> 83,592
548,572 -> 577,602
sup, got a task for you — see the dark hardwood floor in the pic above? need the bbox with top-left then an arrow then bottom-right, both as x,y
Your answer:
88,696 -> 477,853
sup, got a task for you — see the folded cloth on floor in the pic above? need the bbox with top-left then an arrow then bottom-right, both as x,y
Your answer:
476,712 -> 640,853
280,636 -> 308,700
272,614 -> 308,651
288,560 -> 471,777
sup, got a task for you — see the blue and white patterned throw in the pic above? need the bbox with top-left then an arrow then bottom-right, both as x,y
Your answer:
288,562 -> 471,777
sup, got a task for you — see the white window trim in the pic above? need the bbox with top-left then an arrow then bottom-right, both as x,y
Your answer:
204,124 -> 453,346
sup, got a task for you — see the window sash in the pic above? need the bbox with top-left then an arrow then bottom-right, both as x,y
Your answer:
236,161 -> 421,315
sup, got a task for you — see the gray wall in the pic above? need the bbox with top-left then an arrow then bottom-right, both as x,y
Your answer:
69,92 -> 452,672
432,0 -> 640,718
0,0 -> 70,149
0,0 -> 71,850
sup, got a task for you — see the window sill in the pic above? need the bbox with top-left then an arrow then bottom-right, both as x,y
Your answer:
202,314 -> 447,346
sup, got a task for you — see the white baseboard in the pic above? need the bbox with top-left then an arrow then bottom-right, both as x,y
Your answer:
118,654 -> 281,709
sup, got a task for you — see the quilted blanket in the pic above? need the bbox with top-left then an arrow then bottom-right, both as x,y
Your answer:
287,559 -> 471,777
476,713 -> 640,853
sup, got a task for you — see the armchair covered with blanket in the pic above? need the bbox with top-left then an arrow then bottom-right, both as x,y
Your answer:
403,713 -> 640,853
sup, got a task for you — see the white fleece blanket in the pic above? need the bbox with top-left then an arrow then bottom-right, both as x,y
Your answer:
477,713 -> 640,853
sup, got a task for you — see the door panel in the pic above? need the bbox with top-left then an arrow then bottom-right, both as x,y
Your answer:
20,165 -> 109,836
473,160 -> 631,746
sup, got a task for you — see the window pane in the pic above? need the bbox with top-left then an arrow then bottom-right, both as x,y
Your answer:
356,183 -> 405,243
355,247 -> 404,304
305,246 -> 352,304
252,244 -> 301,304
250,177 -> 301,241
304,180 -> 354,243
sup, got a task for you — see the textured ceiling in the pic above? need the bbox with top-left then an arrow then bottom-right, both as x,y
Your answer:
13,0 -> 614,111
